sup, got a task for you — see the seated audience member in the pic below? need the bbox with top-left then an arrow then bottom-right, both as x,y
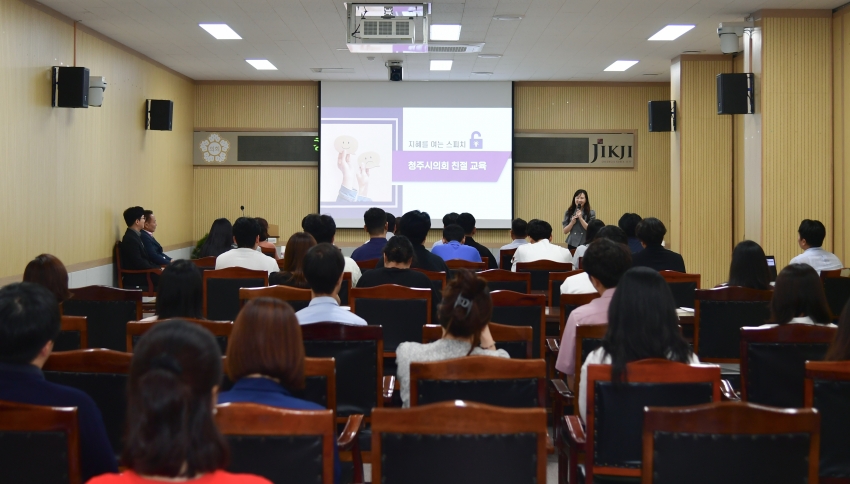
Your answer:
23,253 -> 71,304
457,213 -> 498,269
556,239 -> 632,389
562,226 -> 629,295
199,218 -> 234,259
351,207 -> 389,261
255,217 -> 277,253
302,214 -> 362,285
572,219 -> 605,266
219,297 -> 341,483
295,243 -> 367,326
511,219 -> 573,271
0,283 -> 117,481
215,217 -> 279,275
356,236 -> 434,289
498,218 -> 529,268
396,269 -> 509,407
150,260 -> 204,321
579,267 -> 700,422
140,210 -> 172,266
618,213 -> 643,254
377,210 -> 449,273
764,264 -> 834,327
432,212 -> 459,248
88,320 -> 269,484
120,206 -> 162,288
630,217 -> 686,272
431,224 -> 483,263
790,219 -> 843,274
386,213 -> 396,240
269,232 -> 316,288
825,300 -> 850,360
725,240 -> 771,290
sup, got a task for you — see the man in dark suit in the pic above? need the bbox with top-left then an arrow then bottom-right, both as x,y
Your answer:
0,283 -> 118,481
141,209 -> 172,266
120,206 -> 161,289
457,212 -> 498,269
631,217 -> 686,273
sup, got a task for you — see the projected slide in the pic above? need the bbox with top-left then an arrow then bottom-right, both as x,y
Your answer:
320,82 -> 513,229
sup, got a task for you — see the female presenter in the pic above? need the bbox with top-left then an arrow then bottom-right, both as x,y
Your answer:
562,189 -> 595,250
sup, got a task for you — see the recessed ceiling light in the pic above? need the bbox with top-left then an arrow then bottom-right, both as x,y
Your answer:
648,24 -> 695,41
430,25 -> 461,41
478,54 -> 502,59
493,15 -> 523,21
199,24 -> 241,40
604,60 -> 638,72
430,60 -> 453,71
246,59 -> 277,70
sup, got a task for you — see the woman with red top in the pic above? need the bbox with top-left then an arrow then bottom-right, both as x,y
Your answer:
87,320 -> 269,484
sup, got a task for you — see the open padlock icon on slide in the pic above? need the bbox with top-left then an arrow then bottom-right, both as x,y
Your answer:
469,131 -> 483,149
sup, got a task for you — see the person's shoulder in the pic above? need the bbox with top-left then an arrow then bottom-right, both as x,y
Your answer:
209,470 -> 273,483
35,379 -> 100,409
584,347 -> 608,364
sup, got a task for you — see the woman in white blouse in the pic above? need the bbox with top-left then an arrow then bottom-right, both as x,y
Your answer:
579,267 -> 699,421
764,263 -> 834,327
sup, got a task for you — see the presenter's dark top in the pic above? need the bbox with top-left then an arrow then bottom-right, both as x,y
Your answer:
121,228 -> 160,270
464,236 -> 498,269
0,362 -> 118,482
631,245 -> 686,273
351,237 -> 388,262
140,230 -> 172,266
376,244 -> 449,273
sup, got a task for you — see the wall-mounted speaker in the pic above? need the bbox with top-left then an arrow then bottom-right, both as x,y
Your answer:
648,100 -> 676,132
717,73 -> 754,115
146,100 -> 173,131
52,66 -> 89,108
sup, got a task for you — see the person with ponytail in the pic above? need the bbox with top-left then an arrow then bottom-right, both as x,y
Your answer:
395,269 -> 509,407
88,320 -> 270,484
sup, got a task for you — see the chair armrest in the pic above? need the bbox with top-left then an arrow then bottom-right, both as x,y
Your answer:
546,337 -> 560,355
720,379 -> 741,401
549,379 -> 573,402
337,414 -> 364,484
546,432 -> 555,455
383,375 -> 396,406
120,268 -> 162,274
563,415 -> 585,484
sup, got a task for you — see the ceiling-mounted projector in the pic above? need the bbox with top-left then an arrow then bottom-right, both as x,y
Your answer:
347,3 -> 429,52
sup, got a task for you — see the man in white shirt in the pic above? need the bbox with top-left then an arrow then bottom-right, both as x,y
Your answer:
302,213 -> 362,285
498,218 -> 529,269
789,219 -> 843,274
296,243 -> 367,326
511,219 -> 573,271
561,226 -> 629,295
214,217 -> 280,275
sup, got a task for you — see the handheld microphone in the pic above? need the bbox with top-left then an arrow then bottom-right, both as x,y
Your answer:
240,205 -> 245,217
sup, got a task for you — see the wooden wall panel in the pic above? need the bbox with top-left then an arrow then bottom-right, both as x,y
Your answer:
0,0 -> 194,280
762,17 -> 833,266
194,83 -> 317,130
834,10 -> 849,264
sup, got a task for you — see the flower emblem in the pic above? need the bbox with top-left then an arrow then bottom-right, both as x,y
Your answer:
200,133 -> 230,163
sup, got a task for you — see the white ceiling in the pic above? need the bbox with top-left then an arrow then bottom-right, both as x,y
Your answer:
40,0 -> 844,81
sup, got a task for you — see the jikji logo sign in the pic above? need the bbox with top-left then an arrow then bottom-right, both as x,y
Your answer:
200,133 -> 230,163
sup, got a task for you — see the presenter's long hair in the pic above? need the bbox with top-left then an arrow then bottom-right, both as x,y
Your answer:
567,189 -> 591,221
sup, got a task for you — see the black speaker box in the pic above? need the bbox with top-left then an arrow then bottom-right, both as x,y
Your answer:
717,73 -> 754,114
146,100 -> 173,131
648,100 -> 676,132
52,66 -> 89,108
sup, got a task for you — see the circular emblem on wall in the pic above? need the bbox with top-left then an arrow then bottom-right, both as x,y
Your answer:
200,133 -> 230,163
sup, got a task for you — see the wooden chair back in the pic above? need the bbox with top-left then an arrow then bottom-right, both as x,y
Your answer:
191,256 -> 217,271
55,316 -> 88,351
641,402 -> 820,484
490,290 -> 547,359
421,323 -> 534,359
476,269 -> 531,294
350,285 -> 432,355
126,318 -> 233,353
500,248 -> 517,270
260,246 -> 278,259
583,360 -> 721,481
693,286 -> 773,361
820,268 -> 850,319
411,268 -> 447,308
371,401 -> 547,484
114,241 -> 159,296
805,361 -> 850,482
559,291 -> 601,338
446,259 -> 487,271
42,349 -> 132,455
550,270 -> 582,308
659,270 -> 701,309
215,402 -> 335,484
239,285 -> 312,312
62,285 -> 142,352
515,260 -> 573,291
571,322 -> 609,414
202,267 -> 268,320
0,401 -> 82,484
355,258 -> 380,271
339,272 -> 352,306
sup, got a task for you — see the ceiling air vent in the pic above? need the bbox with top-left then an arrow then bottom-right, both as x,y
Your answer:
361,19 -> 415,40
428,43 -> 484,53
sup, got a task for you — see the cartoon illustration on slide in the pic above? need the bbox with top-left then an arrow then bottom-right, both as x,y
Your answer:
333,135 -> 359,155
334,135 -> 382,203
